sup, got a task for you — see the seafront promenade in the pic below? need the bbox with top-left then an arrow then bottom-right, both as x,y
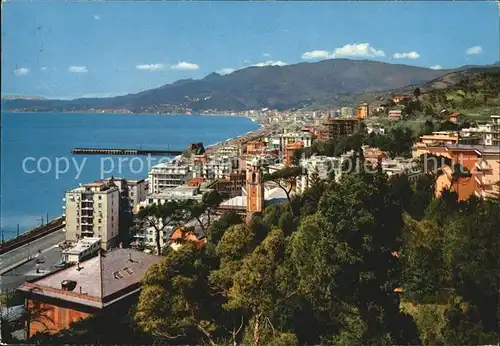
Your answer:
206,123 -> 278,153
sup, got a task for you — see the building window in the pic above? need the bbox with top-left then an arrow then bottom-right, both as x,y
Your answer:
98,226 -> 101,231
98,203 -> 102,208
98,219 -> 102,223
98,196 -> 102,200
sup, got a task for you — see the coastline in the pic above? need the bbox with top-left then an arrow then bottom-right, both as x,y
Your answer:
205,122 -> 275,153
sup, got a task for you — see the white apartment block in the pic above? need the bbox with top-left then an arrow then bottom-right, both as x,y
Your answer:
148,160 -> 192,194
461,124 -> 495,146
266,132 -> 313,153
64,181 -> 120,250
202,158 -> 233,180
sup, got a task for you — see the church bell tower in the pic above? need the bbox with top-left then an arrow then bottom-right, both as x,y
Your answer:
246,158 -> 264,215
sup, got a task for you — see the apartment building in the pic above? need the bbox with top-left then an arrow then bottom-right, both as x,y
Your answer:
297,152 -> 355,193
213,171 -> 246,198
148,160 -> 192,194
321,118 -> 361,141
461,124 -> 495,146
64,180 -> 120,250
356,103 -> 369,119
491,115 -> 500,146
102,177 -> 147,209
340,107 -> 354,117
202,157 -> 234,180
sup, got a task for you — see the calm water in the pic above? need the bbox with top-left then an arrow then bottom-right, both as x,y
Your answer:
0,112 -> 260,239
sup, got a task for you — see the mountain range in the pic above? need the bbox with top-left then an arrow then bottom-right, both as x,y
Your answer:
2,59 -> 498,113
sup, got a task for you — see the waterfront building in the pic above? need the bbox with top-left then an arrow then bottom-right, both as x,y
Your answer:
246,140 -> 267,155
18,249 -> 160,338
148,160 -> 192,194
64,180 -> 120,250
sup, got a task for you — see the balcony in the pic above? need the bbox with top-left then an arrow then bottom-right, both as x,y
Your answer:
81,221 -> 93,226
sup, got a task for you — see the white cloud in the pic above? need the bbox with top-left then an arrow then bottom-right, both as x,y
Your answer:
216,68 -> 235,75
302,50 -> 332,60
253,60 -> 287,67
171,61 -> 199,70
68,66 -> 88,73
93,15 -> 101,20
13,67 -> 30,76
301,43 -> 385,61
262,53 -> 271,57
40,67 -> 47,71
430,65 -> 442,70
332,43 -> 385,58
392,51 -> 420,59
466,46 -> 482,55
136,64 -> 164,71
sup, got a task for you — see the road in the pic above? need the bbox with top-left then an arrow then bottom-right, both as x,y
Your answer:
0,245 -> 63,291
0,230 -> 65,275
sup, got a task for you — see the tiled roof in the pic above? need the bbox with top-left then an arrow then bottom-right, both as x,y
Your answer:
18,249 -> 161,309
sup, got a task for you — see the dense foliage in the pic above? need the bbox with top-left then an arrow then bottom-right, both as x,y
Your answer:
29,165 -> 499,345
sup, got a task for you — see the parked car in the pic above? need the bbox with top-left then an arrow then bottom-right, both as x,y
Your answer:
54,262 -> 69,268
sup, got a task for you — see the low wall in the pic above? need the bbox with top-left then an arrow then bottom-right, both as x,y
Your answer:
0,217 -> 65,255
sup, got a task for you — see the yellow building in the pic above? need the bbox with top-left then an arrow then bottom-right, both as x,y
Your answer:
356,103 -> 369,119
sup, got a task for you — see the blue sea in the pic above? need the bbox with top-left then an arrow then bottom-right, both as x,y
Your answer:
0,112 -> 260,239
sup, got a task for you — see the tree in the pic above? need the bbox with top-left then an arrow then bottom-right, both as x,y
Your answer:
291,172 -> 420,344
135,201 -> 186,255
263,166 -> 305,216
413,87 -> 421,100
205,211 -> 242,245
182,191 -> 223,233
135,245 -> 219,345
225,229 -> 296,346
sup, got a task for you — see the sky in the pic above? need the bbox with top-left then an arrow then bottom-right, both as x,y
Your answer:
2,1 -> 499,100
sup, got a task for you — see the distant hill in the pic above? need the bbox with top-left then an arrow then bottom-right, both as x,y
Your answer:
1,94 -> 47,101
319,65 -> 500,114
3,59 -> 453,113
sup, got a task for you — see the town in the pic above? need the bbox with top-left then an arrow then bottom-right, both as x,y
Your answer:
1,93 -> 499,343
